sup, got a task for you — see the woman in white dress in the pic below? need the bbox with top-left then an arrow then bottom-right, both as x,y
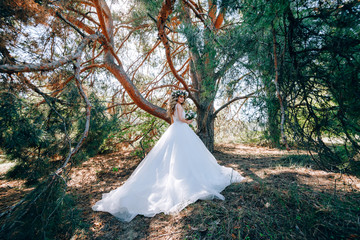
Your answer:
92,90 -> 244,222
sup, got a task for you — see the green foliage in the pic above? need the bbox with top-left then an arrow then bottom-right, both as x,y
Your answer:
263,86 -> 281,147
0,83 -> 121,184
97,105 -> 168,158
237,0 -> 360,174
283,1 -> 360,175
177,1 -> 252,104
0,177 -> 81,240
0,82 -> 123,239
0,92 -> 52,184
76,93 -> 121,160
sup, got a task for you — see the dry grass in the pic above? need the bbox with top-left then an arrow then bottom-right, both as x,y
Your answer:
1,143 -> 359,239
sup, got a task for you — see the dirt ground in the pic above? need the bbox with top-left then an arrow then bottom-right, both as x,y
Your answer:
0,143 -> 359,239
69,143 -> 359,239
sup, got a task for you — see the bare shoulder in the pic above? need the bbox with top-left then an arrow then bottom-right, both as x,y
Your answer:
176,103 -> 183,110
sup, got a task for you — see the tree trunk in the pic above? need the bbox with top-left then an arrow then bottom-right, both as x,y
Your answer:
265,89 -> 281,147
196,103 -> 215,152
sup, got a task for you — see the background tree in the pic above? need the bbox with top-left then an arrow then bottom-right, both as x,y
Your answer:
231,0 -> 360,173
155,0 -> 259,151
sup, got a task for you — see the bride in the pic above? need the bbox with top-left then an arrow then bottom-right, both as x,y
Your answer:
92,90 -> 244,222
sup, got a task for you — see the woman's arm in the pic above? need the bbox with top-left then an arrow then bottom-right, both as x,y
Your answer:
176,104 -> 193,124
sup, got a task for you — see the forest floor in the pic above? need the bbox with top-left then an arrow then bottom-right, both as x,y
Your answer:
1,143 -> 360,239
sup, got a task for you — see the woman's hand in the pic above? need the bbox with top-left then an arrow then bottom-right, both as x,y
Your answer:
187,119 -> 193,124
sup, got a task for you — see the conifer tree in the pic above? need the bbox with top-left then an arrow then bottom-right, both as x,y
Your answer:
232,0 -> 360,173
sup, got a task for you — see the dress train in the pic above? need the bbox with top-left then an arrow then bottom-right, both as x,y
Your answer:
92,104 -> 244,222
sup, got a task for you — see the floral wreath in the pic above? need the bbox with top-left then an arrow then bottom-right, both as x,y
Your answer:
171,90 -> 188,98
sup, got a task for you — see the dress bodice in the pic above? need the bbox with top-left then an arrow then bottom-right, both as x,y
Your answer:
173,104 -> 185,123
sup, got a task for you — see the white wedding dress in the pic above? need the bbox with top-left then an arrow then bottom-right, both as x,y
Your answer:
92,103 -> 244,222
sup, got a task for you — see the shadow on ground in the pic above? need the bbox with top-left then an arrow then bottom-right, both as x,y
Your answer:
1,143 -> 359,239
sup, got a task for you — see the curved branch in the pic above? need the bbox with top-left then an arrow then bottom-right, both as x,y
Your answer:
130,40 -> 162,81
56,51 -> 92,175
20,75 -> 66,105
0,34 -> 100,73
66,6 -> 100,26
85,1 -> 170,123
80,1 -> 96,7
63,15 -> 97,35
182,0 -> 206,24
157,0 -> 199,107
104,60 -> 170,123
92,0 -> 111,42
81,49 -> 104,66
144,84 -> 183,98
116,24 -> 151,54
55,11 -> 86,37
213,91 -> 258,117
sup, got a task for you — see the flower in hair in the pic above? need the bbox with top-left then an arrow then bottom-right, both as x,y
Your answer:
171,90 -> 188,98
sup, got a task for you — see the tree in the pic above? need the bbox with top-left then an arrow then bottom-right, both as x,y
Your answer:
155,0 -> 259,151
236,0 -> 360,173
1,0 -> 257,152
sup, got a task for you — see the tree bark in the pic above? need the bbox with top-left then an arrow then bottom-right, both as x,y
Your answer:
272,23 -> 290,150
197,103 -> 215,152
104,60 -> 170,122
